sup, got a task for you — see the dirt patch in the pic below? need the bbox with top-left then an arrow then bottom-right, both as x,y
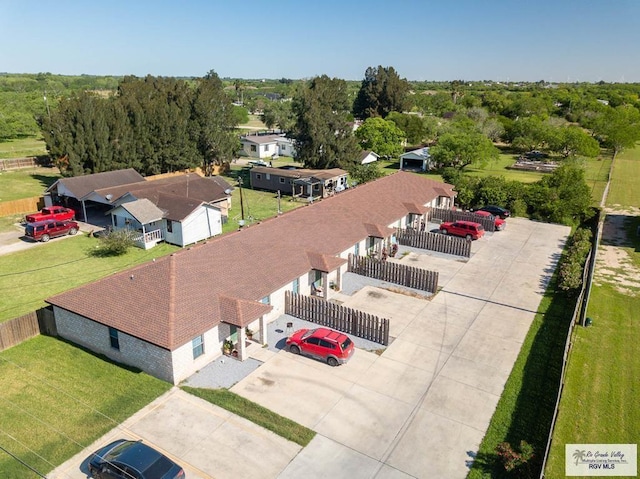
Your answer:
593,206 -> 640,295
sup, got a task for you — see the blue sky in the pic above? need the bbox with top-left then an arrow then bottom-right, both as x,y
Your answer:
1,0 -> 639,82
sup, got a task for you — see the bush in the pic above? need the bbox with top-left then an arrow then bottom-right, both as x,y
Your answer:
496,440 -> 535,477
558,227 -> 593,293
91,229 -> 136,256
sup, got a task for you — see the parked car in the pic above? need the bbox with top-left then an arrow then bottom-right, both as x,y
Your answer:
477,205 -> 510,219
286,327 -> 354,366
439,220 -> 485,240
88,439 -> 185,479
474,210 -> 506,231
24,219 -> 79,242
25,205 -> 75,223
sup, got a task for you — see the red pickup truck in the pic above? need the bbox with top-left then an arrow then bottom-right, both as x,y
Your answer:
25,206 -> 76,223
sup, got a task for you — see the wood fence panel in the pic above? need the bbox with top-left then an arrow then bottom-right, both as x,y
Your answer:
396,228 -> 471,258
0,196 -> 44,216
0,312 -> 40,351
347,254 -> 439,293
430,207 -> 495,232
285,291 -> 390,345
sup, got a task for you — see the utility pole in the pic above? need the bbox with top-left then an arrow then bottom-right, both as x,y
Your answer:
238,177 -> 245,227
277,190 -> 282,215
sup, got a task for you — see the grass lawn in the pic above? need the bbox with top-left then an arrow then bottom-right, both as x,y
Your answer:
606,145 -> 640,206
0,137 -> 47,159
468,271 -> 575,479
0,335 -> 171,478
544,284 -> 640,478
544,143 -> 640,477
0,166 -> 61,202
182,387 -> 315,447
221,168 -> 306,233
0,235 -> 178,323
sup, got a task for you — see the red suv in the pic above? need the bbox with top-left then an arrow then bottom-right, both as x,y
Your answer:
286,327 -> 354,366
474,210 -> 506,231
25,220 -> 79,242
439,220 -> 485,240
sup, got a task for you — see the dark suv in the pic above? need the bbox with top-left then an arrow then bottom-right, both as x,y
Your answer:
25,219 -> 79,242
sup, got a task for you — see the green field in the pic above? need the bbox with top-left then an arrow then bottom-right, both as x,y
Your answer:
0,137 -> 48,159
0,235 -> 178,323
0,335 -> 171,478
0,166 -> 60,202
605,145 -> 640,206
544,145 -> 640,477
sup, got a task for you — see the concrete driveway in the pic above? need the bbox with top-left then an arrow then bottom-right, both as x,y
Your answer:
230,217 -> 569,479
48,218 -> 569,479
49,388 -> 302,479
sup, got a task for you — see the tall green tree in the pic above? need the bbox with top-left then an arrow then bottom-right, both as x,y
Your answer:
387,112 -> 437,145
291,75 -> 360,170
353,66 -> 410,119
592,105 -> 640,156
527,160 -> 593,224
549,125 -> 600,158
261,100 -> 295,131
355,117 -> 405,158
192,70 -> 240,176
429,130 -> 499,170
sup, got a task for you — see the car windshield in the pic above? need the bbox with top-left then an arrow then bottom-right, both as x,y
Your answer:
340,338 -> 352,350
143,455 -> 174,477
301,329 -> 317,339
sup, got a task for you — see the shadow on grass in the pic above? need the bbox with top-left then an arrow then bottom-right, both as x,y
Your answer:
54,336 -> 145,374
468,274 -> 576,478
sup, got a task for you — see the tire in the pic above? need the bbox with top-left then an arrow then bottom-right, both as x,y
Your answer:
289,344 -> 300,355
465,234 -> 472,240
327,357 -> 339,367
441,229 -> 448,235
40,234 -> 50,242
68,227 -> 78,235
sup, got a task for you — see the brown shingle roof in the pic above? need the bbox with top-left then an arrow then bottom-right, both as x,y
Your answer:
48,171 -> 455,350
49,169 -> 145,199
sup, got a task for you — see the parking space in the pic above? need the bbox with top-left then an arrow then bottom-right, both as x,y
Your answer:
234,217 -> 570,478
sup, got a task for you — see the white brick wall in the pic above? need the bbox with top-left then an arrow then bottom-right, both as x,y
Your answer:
54,306 -> 224,385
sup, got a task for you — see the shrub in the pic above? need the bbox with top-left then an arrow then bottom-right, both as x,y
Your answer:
558,227 -> 593,293
91,229 -> 136,256
496,440 -> 535,477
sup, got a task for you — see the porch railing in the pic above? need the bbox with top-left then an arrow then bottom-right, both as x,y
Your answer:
134,229 -> 163,246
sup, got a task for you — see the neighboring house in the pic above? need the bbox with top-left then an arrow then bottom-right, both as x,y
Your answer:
47,172 -> 456,385
240,134 -> 296,159
400,147 -> 432,171
359,150 -> 380,165
46,169 -> 232,249
46,168 -> 146,219
250,167 -> 348,199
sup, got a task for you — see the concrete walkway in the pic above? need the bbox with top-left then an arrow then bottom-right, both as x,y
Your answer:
231,218 -> 569,479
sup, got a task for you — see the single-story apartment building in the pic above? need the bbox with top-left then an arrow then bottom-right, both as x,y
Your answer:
47,172 -> 456,384
250,166 -> 348,199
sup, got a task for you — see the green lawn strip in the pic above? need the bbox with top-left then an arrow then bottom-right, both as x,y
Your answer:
606,145 -> 640,207
468,272 -> 575,479
544,284 -> 640,478
0,166 -> 61,202
0,335 -> 171,479
0,137 -> 47,159
0,235 -> 179,323
182,387 -> 315,447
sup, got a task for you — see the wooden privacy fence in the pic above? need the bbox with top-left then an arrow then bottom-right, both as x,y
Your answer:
396,228 -> 472,258
430,207 -> 496,232
285,291 -> 390,345
348,253 -> 438,293
0,196 -> 44,217
0,308 -> 56,352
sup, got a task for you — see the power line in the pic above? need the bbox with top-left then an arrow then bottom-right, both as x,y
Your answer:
0,436 -> 51,479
